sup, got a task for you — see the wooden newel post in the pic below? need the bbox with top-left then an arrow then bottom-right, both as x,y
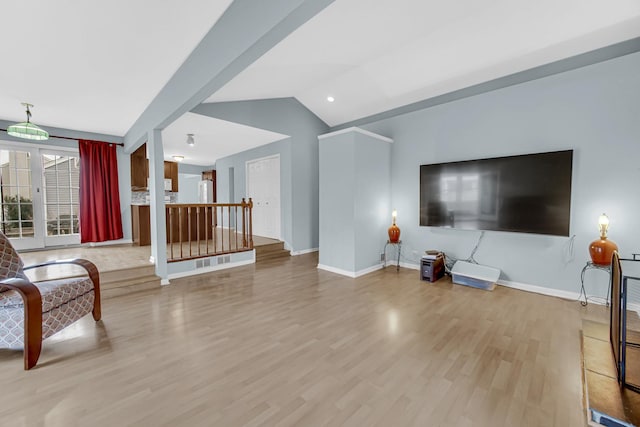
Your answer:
241,198 -> 247,247
248,197 -> 253,248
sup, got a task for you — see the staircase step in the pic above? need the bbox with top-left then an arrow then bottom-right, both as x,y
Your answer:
255,242 -> 285,255
256,250 -> 290,262
102,278 -> 162,299
100,264 -> 161,298
259,250 -> 290,259
101,264 -> 156,285
254,240 -> 290,263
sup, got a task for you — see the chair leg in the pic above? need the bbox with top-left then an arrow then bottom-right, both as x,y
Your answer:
92,290 -> 101,321
23,298 -> 43,370
24,333 -> 42,370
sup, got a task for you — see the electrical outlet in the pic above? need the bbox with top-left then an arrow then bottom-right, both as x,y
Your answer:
380,253 -> 385,262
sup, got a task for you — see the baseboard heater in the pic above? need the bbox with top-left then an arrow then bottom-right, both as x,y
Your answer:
451,261 -> 501,291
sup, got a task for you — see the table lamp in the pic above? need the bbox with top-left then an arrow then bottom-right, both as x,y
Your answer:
388,209 -> 400,243
589,213 -> 618,265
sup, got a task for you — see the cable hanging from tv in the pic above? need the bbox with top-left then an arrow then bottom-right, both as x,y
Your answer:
443,231 -> 485,273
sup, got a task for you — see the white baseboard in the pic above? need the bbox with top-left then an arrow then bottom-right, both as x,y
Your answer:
317,263 -> 383,278
497,279 -> 583,301
292,248 -> 318,256
89,238 -> 133,247
399,261 -> 420,270
397,261 -> 597,304
167,258 -> 255,282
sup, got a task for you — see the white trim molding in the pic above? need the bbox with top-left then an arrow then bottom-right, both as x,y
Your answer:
497,279 -> 581,301
292,247 -> 318,256
89,238 -> 134,247
396,261 -> 593,304
317,263 -> 383,278
318,126 -> 393,143
167,259 -> 255,281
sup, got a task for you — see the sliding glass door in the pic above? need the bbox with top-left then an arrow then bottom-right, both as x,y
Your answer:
0,142 -> 80,250
42,151 -> 80,246
0,147 -> 40,249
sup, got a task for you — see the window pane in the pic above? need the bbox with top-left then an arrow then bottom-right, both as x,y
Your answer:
43,154 -> 80,236
1,149 -> 34,240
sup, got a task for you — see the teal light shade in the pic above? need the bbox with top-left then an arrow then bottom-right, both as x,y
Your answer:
7,121 -> 49,141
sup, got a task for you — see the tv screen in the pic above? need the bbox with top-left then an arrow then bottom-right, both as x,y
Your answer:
420,150 -> 573,236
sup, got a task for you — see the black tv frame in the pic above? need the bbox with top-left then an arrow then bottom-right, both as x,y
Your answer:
419,150 -> 573,236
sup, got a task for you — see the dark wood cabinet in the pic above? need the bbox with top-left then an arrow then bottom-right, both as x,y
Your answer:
130,142 -> 179,192
131,205 -> 151,246
202,170 -> 215,181
130,144 -> 149,189
164,161 -> 179,192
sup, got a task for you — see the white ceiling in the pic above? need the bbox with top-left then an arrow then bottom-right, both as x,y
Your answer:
1,1 -> 639,165
0,0 -> 232,135
207,0 -> 640,126
161,113 -> 289,166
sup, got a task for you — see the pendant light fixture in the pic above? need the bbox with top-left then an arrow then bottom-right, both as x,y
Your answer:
7,103 -> 49,141
186,133 -> 195,147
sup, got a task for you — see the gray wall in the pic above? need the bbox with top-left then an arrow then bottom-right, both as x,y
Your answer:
215,138 -> 293,246
318,132 -> 355,271
177,163 -> 211,204
318,130 -> 391,273
192,98 -> 329,252
356,51 -> 640,294
353,132 -> 392,271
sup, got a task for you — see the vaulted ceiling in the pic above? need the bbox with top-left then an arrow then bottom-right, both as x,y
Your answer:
1,1 -> 639,165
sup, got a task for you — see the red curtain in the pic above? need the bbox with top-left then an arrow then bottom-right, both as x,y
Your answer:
78,139 -> 123,243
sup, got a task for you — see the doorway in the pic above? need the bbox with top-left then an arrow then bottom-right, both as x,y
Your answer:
246,155 -> 280,240
0,142 -> 80,250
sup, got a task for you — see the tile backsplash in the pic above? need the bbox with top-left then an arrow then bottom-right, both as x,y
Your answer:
131,191 -> 177,204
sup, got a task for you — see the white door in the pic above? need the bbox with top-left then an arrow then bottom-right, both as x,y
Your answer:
246,155 -> 280,240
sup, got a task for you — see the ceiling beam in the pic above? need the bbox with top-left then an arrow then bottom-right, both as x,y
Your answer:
123,0 -> 334,151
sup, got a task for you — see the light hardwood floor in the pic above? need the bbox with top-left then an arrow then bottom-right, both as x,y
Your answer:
0,253 -> 608,426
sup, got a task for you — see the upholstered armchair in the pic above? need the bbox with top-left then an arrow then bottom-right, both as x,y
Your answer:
0,231 -> 101,370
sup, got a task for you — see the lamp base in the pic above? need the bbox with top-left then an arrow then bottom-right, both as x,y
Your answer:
388,224 -> 400,243
589,238 -> 618,266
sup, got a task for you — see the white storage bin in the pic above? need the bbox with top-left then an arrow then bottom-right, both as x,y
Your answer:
451,261 -> 500,291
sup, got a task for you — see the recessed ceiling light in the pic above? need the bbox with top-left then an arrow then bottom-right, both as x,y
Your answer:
327,96 -> 335,103
172,155 -> 184,162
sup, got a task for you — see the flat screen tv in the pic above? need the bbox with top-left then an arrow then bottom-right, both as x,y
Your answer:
420,150 -> 573,236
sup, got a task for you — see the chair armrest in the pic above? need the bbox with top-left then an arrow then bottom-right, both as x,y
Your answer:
0,277 -> 41,305
0,277 -> 43,370
23,258 -> 100,289
22,258 -> 101,321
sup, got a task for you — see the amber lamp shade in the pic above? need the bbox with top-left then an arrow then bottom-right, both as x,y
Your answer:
589,213 -> 618,266
388,209 -> 400,243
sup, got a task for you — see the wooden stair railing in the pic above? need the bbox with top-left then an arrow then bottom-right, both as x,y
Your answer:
165,198 -> 253,262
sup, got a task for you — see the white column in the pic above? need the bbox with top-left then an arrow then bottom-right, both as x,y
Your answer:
147,129 -> 169,283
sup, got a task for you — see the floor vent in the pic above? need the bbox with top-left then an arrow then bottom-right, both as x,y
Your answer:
196,259 -> 212,269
